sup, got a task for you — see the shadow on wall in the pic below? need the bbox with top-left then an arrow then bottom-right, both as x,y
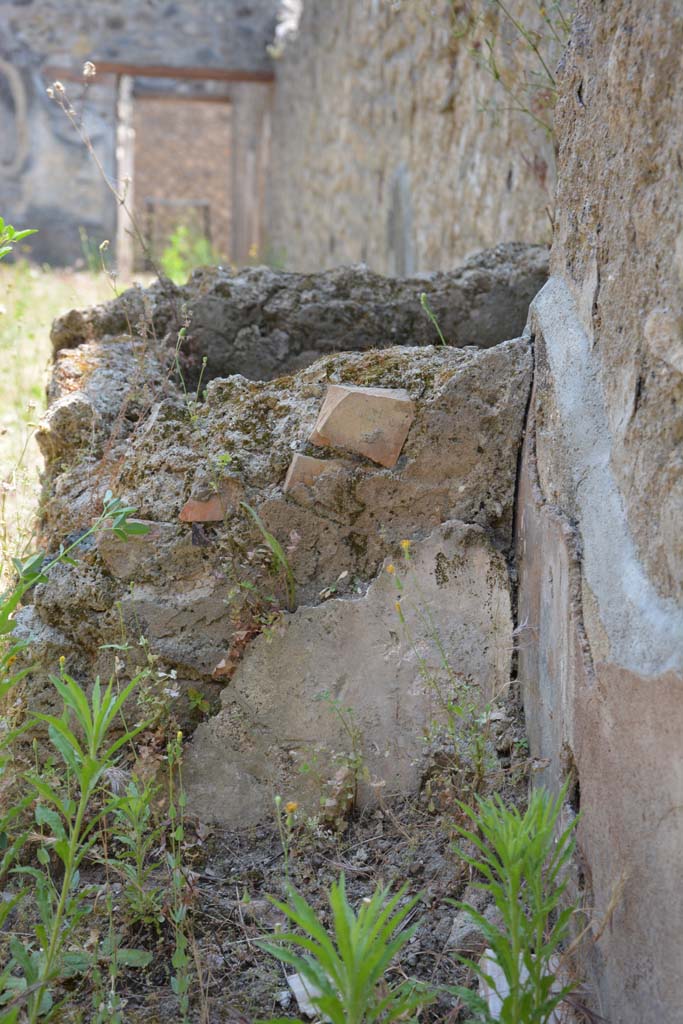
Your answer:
0,58 -> 29,179
387,164 -> 414,277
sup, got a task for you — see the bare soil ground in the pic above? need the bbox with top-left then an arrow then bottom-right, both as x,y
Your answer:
18,735 -> 531,1024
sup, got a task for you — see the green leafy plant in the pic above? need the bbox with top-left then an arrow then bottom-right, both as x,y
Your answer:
166,730 -> 192,1023
173,325 -> 208,427
187,686 -> 210,716
0,491 -> 149,703
88,906 -> 152,1024
106,777 -> 165,928
242,502 -> 297,611
273,794 -> 298,883
313,690 -> 367,818
449,784 -> 579,1023
258,874 -> 432,1024
160,224 -> 222,285
109,632 -> 180,731
0,492 -> 148,642
2,667 -> 150,1023
0,219 -> 36,262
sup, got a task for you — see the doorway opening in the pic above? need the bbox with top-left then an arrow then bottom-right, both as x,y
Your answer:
132,94 -> 232,271
110,62 -> 273,278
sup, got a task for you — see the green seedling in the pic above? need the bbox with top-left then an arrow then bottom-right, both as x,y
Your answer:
448,784 -> 579,1024
242,502 -> 296,611
258,873 -> 433,1024
2,668 -> 150,1023
420,292 -> 448,346
106,777 -> 165,928
0,219 -> 36,262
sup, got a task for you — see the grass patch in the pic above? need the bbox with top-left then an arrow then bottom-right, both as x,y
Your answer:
0,263 -> 115,568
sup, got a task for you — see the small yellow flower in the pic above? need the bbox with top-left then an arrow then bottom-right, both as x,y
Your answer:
386,564 -> 395,574
285,801 -> 298,814
400,539 -> 412,551
59,655 -> 66,668
176,730 -> 183,742
395,601 -> 403,616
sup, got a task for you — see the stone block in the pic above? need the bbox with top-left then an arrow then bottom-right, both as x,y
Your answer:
182,520 -> 513,826
36,391 -> 97,463
96,520 -> 178,581
309,384 -> 414,467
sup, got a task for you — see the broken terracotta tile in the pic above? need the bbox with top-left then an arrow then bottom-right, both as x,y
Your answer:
309,383 -> 414,468
283,453 -> 346,493
179,480 -> 243,523
180,495 -> 225,523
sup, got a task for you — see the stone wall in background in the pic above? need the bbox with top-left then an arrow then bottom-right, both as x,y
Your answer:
0,0 -> 278,264
2,0 -> 565,272
267,0 -> 560,274
516,3 -> 683,1022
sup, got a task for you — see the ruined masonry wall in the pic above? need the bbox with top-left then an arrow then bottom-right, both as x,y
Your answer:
22,247 -> 540,821
267,0 -> 559,274
516,3 -> 683,1022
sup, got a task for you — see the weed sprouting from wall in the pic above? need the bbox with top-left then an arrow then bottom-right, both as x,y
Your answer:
420,292 -> 448,346
451,0 -> 573,144
242,502 -> 297,612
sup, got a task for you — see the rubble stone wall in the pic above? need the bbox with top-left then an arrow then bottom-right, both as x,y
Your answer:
9,1 -> 683,1019
47,240 -> 548,378
516,3 -> 683,1021
267,0 -> 560,274
20,245 -> 539,825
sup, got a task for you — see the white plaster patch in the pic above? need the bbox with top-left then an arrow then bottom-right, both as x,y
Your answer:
531,279 -> 683,674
